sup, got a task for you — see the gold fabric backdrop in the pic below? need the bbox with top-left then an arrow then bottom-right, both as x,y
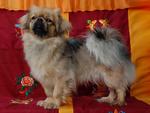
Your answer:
0,0 -> 150,11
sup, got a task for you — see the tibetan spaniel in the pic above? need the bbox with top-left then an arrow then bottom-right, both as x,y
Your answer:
20,6 -> 135,109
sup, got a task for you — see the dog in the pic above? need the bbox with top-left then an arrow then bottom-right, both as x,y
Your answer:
20,6 -> 135,109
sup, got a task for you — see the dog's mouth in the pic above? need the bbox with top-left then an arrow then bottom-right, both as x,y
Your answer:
32,18 -> 48,37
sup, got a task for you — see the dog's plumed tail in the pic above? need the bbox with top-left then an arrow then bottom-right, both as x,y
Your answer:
86,27 -> 135,85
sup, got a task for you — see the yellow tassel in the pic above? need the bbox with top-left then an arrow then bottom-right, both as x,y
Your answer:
114,109 -> 119,113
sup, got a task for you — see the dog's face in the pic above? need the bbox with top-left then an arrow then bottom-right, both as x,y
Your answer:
20,6 -> 71,39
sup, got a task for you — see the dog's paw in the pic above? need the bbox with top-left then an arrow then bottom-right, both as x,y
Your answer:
96,97 -> 127,106
96,97 -> 114,105
37,98 -> 60,109
113,100 -> 127,106
37,100 -> 45,107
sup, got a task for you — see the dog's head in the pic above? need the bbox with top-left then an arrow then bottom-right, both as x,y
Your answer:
19,6 -> 71,39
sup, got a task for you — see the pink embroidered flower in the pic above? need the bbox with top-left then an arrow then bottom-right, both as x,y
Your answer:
21,76 -> 34,86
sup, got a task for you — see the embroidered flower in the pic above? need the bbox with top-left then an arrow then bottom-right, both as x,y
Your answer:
86,19 -> 109,31
16,73 -> 38,96
99,19 -> 109,27
21,76 -> 34,86
15,24 -> 24,38
86,19 -> 97,31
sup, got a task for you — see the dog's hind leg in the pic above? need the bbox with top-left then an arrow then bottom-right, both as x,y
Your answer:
114,88 -> 126,106
96,88 -> 116,105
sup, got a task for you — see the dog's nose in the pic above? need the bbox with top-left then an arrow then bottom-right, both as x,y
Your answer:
33,17 -> 47,37
35,18 -> 45,28
37,18 -> 43,23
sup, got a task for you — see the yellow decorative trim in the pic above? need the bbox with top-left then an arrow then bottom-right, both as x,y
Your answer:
59,97 -> 73,113
0,0 -> 150,11
129,8 -> 150,105
62,12 -> 69,21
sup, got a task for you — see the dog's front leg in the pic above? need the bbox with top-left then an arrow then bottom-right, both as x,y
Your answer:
52,76 -> 73,106
37,76 -> 73,109
36,85 -> 55,109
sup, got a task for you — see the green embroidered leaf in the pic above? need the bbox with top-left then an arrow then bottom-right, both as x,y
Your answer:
25,91 -> 29,96
87,19 -> 91,24
21,86 -> 26,90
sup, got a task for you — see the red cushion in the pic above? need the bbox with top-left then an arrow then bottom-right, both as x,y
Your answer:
0,9 -> 150,113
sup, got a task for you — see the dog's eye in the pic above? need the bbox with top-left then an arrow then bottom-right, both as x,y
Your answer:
31,16 -> 36,20
46,18 -> 52,23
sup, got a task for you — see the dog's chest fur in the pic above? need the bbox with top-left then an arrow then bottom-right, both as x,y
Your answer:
22,33 -> 65,84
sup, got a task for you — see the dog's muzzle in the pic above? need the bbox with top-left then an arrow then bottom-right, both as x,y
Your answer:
32,18 -> 48,37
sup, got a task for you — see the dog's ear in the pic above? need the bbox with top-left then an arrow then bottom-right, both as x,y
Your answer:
19,14 -> 29,30
54,8 -> 72,34
19,5 -> 40,30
